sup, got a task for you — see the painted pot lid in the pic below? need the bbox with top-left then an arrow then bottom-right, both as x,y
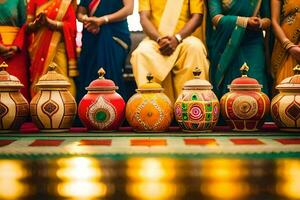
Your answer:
276,65 -> 300,90
35,63 -> 70,88
183,67 -> 212,90
228,63 -> 262,90
86,68 -> 118,91
0,62 -> 23,89
136,73 -> 164,92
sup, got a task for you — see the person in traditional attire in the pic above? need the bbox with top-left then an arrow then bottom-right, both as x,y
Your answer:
131,0 -> 209,103
206,0 -> 271,98
76,0 -> 133,101
0,0 -> 30,101
271,0 -> 300,88
26,0 -> 78,97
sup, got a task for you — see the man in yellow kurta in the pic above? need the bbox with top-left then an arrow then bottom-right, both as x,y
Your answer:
131,0 -> 209,103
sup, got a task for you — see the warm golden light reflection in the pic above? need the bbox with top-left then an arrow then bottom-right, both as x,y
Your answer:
127,158 -> 175,181
57,181 -> 107,199
201,181 -> 250,199
0,160 -> 28,199
56,157 -> 109,199
276,159 -> 300,199
126,158 -> 181,199
0,160 -> 27,179
56,157 -> 102,180
57,157 -> 99,168
199,159 -> 250,199
200,159 -> 248,180
64,142 -> 91,154
127,182 -> 179,200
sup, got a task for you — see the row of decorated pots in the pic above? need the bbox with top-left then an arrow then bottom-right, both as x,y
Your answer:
0,61 -> 299,132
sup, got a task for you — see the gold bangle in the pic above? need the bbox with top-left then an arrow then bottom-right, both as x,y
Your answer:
236,16 -> 249,28
103,15 -> 109,23
282,39 -> 295,50
56,21 -> 63,29
82,15 -> 88,22
212,14 -> 224,27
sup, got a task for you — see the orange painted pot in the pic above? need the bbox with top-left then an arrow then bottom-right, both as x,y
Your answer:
220,64 -> 270,131
271,65 -> 300,131
126,74 -> 173,132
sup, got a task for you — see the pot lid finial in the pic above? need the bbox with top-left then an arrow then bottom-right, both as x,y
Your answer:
0,62 -> 8,71
48,62 -> 57,71
240,63 -> 249,77
193,67 -> 202,79
293,65 -> 300,75
146,73 -> 154,83
98,68 -> 106,79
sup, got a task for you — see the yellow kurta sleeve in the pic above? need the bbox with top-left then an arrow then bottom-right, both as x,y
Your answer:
190,0 -> 204,14
139,0 -> 151,12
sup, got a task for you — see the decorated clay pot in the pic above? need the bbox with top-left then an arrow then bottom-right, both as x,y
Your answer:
271,65 -> 300,131
78,68 -> 125,131
220,63 -> 270,131
0,62 -> 29,132
174,67 -> 219,132
30,63 -> 77,132
126,73 -> 173,132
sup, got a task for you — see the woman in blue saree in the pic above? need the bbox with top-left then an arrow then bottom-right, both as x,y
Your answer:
77,0 -> 133,101
206,0 -> 271,98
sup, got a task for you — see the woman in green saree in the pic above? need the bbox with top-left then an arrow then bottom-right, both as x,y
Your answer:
206,0 -> 271,98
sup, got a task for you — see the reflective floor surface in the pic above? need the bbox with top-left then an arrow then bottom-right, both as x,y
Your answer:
1,157 -> 300,200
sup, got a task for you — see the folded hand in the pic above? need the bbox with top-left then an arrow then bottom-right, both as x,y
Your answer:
158,35 -> 179,56
247,16 -> 261,31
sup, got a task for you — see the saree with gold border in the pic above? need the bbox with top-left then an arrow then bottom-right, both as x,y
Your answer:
206,0 -> 270,98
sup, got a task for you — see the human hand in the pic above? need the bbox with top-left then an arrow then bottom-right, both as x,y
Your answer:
288,45 -> 300,63
36,12 -> 47,26
0,46 -> 17,59
247,17 -> 261,31
84,16 -> 104,34
0,44 -> 9,54
158,36 -> 179,56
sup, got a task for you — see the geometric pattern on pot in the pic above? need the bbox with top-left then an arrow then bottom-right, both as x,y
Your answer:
134,99 -> 164,131
0,102 -> 8,118
188,103 -> 204,121
42,100 -> 59,117
232,95 -> 258,119
88,96 -> 116,130
286,101 -> 300,121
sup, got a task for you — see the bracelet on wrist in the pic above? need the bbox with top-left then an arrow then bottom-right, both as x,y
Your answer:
82,15 -> 88,22
259,20 -> 263,29
175,34 -> 182,43
237,16 -> 248,28
56,21 -> 62,29
156,36 -> 162,43
282,39 -> 296,50
103,15 -> 109,24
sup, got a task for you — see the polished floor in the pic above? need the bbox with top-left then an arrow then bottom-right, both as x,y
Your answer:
1,157 -> 300,200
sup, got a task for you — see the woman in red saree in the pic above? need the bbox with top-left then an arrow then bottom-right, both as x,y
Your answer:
26,0 -> 78,97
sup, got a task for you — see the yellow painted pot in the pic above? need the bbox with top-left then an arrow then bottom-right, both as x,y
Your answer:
126,74 -> 173,132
